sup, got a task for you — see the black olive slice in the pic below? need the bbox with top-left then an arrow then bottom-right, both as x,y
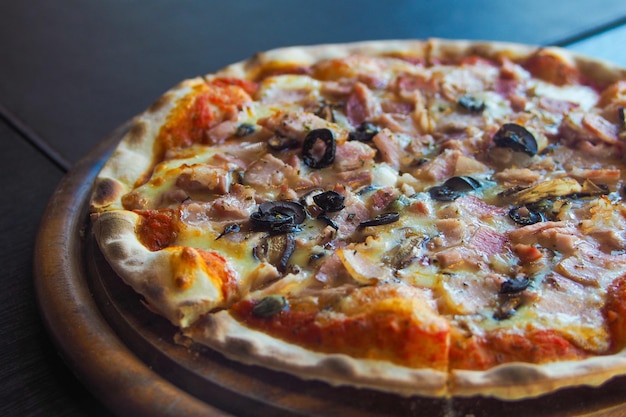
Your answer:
268,135 -> 299,151
499,277 -> 531,294
215,223 -> 240,240
359,212 -> 400,228
457,94 -> 486,113
235,123 -> 256,137
250,201 -> 306,234
508,206 -> 545,226
445,176 -> 481,191
619,106 -> 625,131
313,190 -> 345,212
349,122 -> 380,142
493,123 -> 538,156
302,128 -> 336,169
428,176 -> 481,201
252,295 -> 288,318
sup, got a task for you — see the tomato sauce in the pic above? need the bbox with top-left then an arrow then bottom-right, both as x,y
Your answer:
449,328 -> 590,370
231,299 -> 449,370
135,209 -> 177,251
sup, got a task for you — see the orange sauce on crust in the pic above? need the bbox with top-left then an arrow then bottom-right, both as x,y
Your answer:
231,297 -> 450,370
449,327 -> 590,370
135,209 -> 178,251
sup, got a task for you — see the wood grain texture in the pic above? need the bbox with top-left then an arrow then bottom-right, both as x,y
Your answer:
0,120 -> 112,416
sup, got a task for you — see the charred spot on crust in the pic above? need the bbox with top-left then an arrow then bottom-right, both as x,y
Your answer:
91,178 -> 123,208
148,92 -> 175,113
126,121 -> 148,146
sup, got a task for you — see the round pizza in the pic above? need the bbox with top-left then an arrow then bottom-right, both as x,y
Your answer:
89,39 -> 626,400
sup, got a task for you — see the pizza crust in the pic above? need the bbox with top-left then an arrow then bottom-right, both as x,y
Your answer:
182,310 -> 449,398
89,38 -> 626,400
451,352 -> 626,399
92,210 -> 229,328
90,78 -> 205,212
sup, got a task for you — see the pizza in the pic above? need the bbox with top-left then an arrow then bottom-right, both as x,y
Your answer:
89,39 -> 626,400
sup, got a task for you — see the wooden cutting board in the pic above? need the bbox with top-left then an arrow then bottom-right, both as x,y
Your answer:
33,123 -> 626,417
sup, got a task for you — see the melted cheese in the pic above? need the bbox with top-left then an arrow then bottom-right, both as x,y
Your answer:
109,51 -> 626,368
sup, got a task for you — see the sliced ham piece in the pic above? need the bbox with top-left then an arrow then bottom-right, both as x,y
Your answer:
414,149 -> 488,182
372,128 -> 401,170
346,82 -> 381,126
493,168 -> 541,186
206,183 -> 257,221
257,110 -> 346,143
243,153 -> 314,192
176,165 -> 232,194
334,140 -> 377,172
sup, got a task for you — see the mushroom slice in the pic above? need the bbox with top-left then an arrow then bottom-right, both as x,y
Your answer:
509,178 -> 582,205
383,234 -> 426,270
253,233 -> 296,274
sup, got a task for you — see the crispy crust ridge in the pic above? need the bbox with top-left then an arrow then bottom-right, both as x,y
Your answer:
92,211 -> 227,328
183,310 -> 449,398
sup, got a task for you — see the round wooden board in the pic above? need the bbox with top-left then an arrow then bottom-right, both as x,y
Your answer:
34,123 -> 626,417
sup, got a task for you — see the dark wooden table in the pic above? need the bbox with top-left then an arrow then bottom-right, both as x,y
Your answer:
2,2 -> 626,415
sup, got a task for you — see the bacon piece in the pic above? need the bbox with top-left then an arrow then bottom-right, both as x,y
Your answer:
580,197 -> 626,251
335,169 -> 373,189
320,80 -> 352,98
582,113 -> 619,145
176,165 -> 232,194
414,149 -> 488,182
327,190 -> 369,237
436,219 -> 464,246
493,168 -> 540,186
334,141 -> 377,171
257,110 -> 342,143
243,153 -> 314,191
538,96 -> 577,115
509,221 -> 583,255
346,82 -> 381,126
435,225 -> 507,270
598,80 -> 626,108
206,120 -> 240,144
368,187 -> 399,211
206,184 -> 256,221
395,73 -> 438,97
561,111 -> 620,147
569,167 -> 621,184
372,128 -> 401,170
314,252 -> 350,285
